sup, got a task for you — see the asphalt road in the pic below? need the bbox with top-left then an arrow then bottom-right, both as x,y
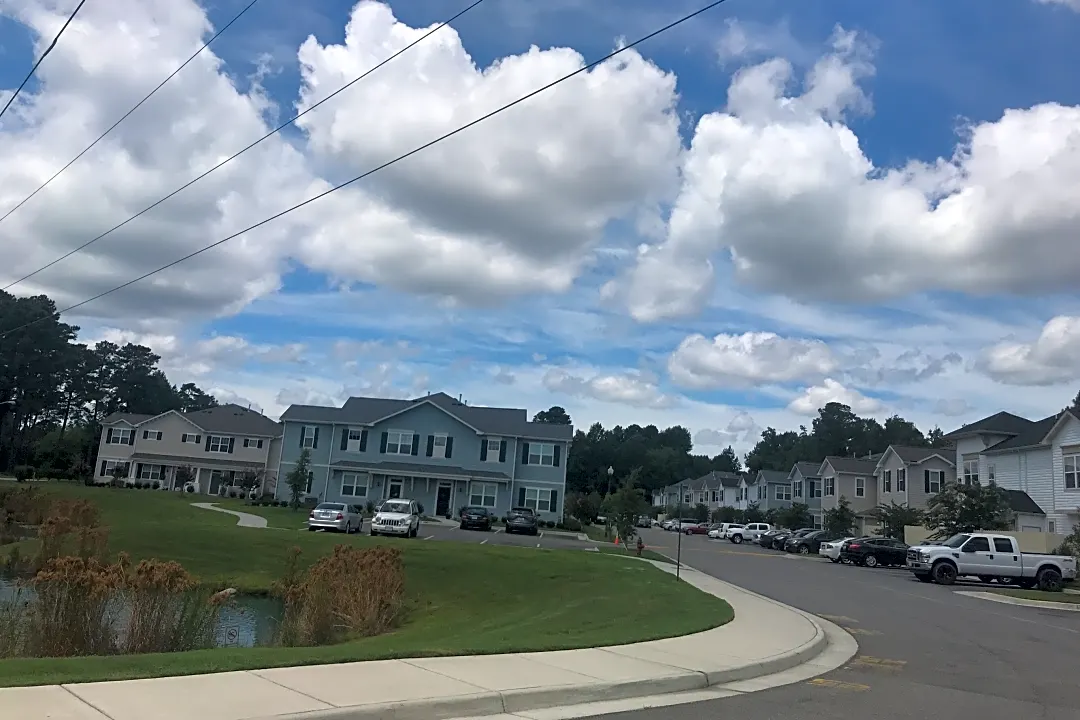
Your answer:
415,523 -> 599,550
585,529 -> 1080,720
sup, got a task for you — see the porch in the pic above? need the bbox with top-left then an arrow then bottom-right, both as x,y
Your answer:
127,452 -> 267,495
328,460 -> 512,518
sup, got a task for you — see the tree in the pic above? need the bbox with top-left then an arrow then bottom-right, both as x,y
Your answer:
175,465 -> 196,491
776,502 -> 812,530
533,406 -> 571,425
603,473 -> 649,543
926,426 -> 949,448
177,383 -> 218,412
1071,389 -> 1080,414
923,482 -> 1013,538
823,496 -> 857,535
870,501 -> 924,540
236,468 -> 266,498
712,446 -> 742,473
565,491 -> 602,522
286,449 -> 312,510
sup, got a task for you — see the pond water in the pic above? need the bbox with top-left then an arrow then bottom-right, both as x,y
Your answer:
0,577 -> 282,648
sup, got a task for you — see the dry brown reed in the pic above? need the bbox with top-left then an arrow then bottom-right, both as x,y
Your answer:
122,559 -> 221,654
27,556 -> 123,657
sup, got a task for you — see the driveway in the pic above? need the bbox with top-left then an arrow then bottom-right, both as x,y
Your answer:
586,528 -> 1080,720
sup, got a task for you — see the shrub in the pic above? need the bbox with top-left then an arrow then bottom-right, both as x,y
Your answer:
562,516 -> 583,532
276,545 -> 404,647
122,559 -> 221,654
12,466 -> 34,482
27,556 -> 122,657
151,480 -> 161,490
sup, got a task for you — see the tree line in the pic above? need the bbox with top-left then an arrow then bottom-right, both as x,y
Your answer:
0,291 -> 218,478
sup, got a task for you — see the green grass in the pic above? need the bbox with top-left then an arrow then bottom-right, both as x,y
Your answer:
213,498 -> 310,529
990,588 -> 1080,604
593,546 -> 674,564
0,483 -> 731,686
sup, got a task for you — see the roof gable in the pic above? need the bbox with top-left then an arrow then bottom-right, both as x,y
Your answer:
982,414 -> 1059,455
756,469 -> 789,484
139,409 -> 207,432
875,445 -> 956,470
1040,409 -> 1080,447
101,412 -> 154,426
943,411 -> 1034,439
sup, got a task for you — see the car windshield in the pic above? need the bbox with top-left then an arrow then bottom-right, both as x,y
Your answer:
942,533 -> 971,548
316,503 -> 345,511
509,507 -> 534,516
381,501 -> 410,514
464,507 -> 488,515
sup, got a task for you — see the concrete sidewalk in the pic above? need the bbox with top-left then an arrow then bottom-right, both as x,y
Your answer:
4,561 -> 838,720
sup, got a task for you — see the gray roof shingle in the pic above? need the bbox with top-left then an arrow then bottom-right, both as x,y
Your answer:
888,445 -> 955,465
100,412 -> 154,426
983,414 -> 1060,455
1003,489 -> 1045,515
101,404 -> 281,437
943,411 -> 1035,439
756,469 -> 789,483
794,461 -> 822,478
823,456 -> 878,474
281,392 -> 573,441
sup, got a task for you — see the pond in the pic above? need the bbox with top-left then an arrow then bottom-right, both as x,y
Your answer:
0,577 -> 282,649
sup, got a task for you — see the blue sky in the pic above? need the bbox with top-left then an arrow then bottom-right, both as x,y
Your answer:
2,0 -> 1079,452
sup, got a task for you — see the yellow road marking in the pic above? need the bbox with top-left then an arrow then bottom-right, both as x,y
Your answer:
843,627 -> 882,636
852,656 -> 906,669
808,678 -> 870,691
820,614 -> 859,624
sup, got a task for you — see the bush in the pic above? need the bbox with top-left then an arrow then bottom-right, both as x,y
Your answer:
123,558 -> 221,654
562,516 -> 583,532
151,481 -> 161,491
12,466 -> 35,482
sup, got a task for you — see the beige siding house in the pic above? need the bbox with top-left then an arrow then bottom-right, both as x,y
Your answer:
874,445 -> 956,510
819,456 -> 879,533
96,404 -> 283,494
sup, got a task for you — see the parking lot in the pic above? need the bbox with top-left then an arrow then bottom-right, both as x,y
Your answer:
414,522 -> 600,551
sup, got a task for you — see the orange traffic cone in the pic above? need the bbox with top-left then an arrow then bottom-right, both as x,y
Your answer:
614,533 -> 620,546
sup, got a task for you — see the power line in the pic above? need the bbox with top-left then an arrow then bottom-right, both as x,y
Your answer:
1,0 -> 490,292
0,0 -> 731,339
0,0 -> 264,231
0,0 -> 88,122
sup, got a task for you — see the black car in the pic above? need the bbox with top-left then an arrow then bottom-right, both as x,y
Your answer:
770,527 -> 815,550
786,530 -> 846,555
840,536 -> 909,567
757,529 -> 784,548
459,506 -> 492,531
505,506 -> 539,535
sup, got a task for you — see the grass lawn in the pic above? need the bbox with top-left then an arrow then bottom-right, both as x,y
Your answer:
990,588 -> 1080,605
0,483 -> 731,686
213,497 -> 310,529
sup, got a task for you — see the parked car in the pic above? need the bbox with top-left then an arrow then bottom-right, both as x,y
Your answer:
728,523 -> 772,544
769,528 -> 815,550
370,499 -> 421,538
307,502 -> 363,533
907,532 -> 1078,591
786,530 -> 847,555
757,528 -> 785,548
636,515 -> 653,528
819,536 -> 857,563
684,522 -> 710,535
459,506 -> 493,531
707,522 -> 743,539
505,507 -> 539,535
840,536 -> 909,567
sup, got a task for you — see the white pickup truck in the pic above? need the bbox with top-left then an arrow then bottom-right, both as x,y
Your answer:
906,532 -> 1077,591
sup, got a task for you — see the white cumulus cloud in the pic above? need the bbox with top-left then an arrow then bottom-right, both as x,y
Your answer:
979,315 -> 1080,386
542,368 -> 678,409
787,378 -> 882,415
668,331 -> 837,388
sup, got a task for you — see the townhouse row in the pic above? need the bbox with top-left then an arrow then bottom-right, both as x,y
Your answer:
94,392 -> 572,521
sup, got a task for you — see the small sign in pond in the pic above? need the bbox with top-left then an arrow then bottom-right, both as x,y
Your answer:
224,626 -> 240,645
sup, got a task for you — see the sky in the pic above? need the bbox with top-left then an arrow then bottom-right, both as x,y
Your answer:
2,0 -> 1080,457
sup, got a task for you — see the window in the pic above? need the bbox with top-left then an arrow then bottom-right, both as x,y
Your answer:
757,484 -> 764,500
963,459 -> 979,485
432,434 -> 448,458
963,536 -> 990,552
987,463 -> 996,482
181,433 -> 201,444
142,430 -> 162,441
774,484 -> 791,501
208,435 -> 231,453
926,469 -> 944,494
524,487 -> 554,512
883,470 -> 892,493
99,460 -> 130,477
856,477 -> 865,497
810,480 -> 821,499
107,428 -> 133,445
138,464 -> 163,480
793,480 -> 803,498
243,438 -> 264,449
470,482 -> 498,508
528,443 -> 556,466
824,477 -> 835,496
485,438 -> 502,462
301,425 -> 318,449
897,468 -> 906,492
711,490 -> 719,502
385,430 -> 414,455
993,538 -> 1013,553
1065,454 -> 1079,490
305,471 -> 314,494
1049,520 -> 1057,534
341,473 -> 369,498
812,513 -> 822,530
683,492 -> 691,503
697,491 -> 706,503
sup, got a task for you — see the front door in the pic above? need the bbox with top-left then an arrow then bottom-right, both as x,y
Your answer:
436,484 -> 452,517
387,479 -> 403,499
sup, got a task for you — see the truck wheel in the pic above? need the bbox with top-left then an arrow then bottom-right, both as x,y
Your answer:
1036,567 -> 1064,592
915,573 -> 933,583
830,557 -> 841,563
932,561 -> 957,585
730,534 -> 743,544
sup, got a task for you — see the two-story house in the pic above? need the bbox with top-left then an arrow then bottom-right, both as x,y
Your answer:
788,461 -> 822,528
752,469 -> 792,512
693,471 -> 742,511
819,456 -> 879,533
944,409 -> 1080,535
96,404 -> 283,492
873,445 -> 956,511
276,392 -> 573,521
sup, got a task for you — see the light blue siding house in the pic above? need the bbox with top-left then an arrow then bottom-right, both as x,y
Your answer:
276,392 -> 573,521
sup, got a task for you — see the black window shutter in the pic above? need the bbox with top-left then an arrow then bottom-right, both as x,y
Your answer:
195,435 -> 201,444
205,436 -> 211,452
106,428 -> 114,443
360,430 -> 368,452
499,440 -> 507,463
312,428 -> 320,450
445,436 -> 454,458
924,469 -> 931,494
142,430 -> 148,439
553,445 -> 561,467
99,460 -> 107,476
480,441 -> 488,461
227,438 -> 235,454
341,429 -> 349,451
517,487 -> 526,506
426,435 -> 435,457
521,442 -> 530,464
128,431 -> 135,446
550,490 -> 558,512
380,432 -> 388,453
411,434 -> 420,456
299,427 -> 306,448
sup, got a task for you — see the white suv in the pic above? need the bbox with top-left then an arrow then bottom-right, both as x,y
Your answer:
370,499 -> 421,538
728,523 -> 772,544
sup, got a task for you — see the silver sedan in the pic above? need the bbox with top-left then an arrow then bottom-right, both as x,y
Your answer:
307,502 -> 363,533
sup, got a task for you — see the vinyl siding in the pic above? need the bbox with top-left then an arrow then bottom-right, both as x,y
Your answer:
907,455 -> 956,509
876,451 -> 908,507
789,467 -> 821,510
1051,414 -> 1080,519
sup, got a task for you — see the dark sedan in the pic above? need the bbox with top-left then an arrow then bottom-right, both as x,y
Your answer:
459,506 -> 493,531
757,528 -> 784,548
840,536 -> 909,567
505,506 -> 539,535
770,527 -> 815,550
785,529 -> 846,555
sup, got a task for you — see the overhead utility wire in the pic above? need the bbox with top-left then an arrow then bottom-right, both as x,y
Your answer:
0,0 -> 264,231
0,0 -> 88,123
0,0 -> 732,339
2,0 -> 491,292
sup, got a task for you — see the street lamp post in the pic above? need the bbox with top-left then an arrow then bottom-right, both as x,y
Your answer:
604,466 -> 615,540
606,466 -> 614,494
676,481 -> 684,579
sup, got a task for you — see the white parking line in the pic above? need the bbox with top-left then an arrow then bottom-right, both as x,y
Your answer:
480,538 -> 489,545
539,531 -> 544,539
422,535 -> 434,540
495,528 -> 504,534
536,543 -> 541,548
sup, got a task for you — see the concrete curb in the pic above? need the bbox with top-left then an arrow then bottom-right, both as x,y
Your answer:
956,590 -> 1080,612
